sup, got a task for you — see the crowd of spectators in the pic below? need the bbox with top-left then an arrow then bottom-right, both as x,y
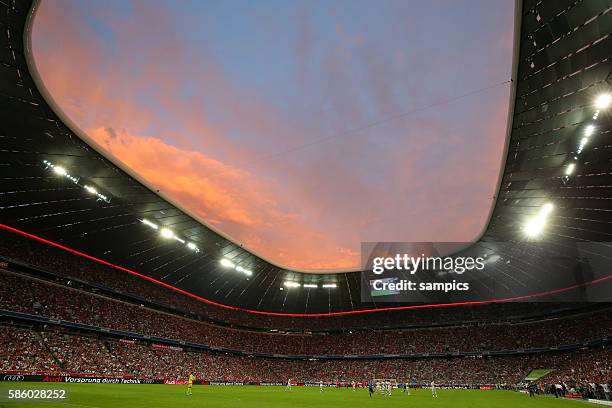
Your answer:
1,230 -> 611,397
0,229 -> 585,331
1,270 -> 611,356
527,349 -> 612,401
43,331 -> 127,376
0,325 -> 60,374
2,325 -> 610,391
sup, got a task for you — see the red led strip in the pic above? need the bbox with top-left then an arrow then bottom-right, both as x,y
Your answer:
1,223 -> 610,317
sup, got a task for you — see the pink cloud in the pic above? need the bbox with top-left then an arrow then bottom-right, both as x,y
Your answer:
86,127 -> 360,269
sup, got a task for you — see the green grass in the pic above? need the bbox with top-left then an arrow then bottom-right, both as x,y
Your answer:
0,382 -> 588,408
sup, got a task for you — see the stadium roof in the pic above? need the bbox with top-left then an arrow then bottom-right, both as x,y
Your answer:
0,0 -> 611,314
29,0 -> 514,273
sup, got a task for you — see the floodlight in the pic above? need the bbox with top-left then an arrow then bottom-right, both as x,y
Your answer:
303,284 -> 318,288
141,219 -> 159,229
220,258 -> 236,268
84,185 -> 97,195
584,125 -> 595,137
565,163 -> 575,176
284,281 -> 300,288
595,93 -> 611,110
53,166 -> 67,176
540,202 -> 554,216
524,217 -> 545,237
322,284 -> 337,288
486,254 -> 501,264
160,228 -> 174,239
236,266 -> 253,276
187,242 -> 198,251
524,202 -> 554,238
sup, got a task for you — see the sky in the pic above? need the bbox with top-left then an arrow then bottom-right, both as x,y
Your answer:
32,0 -> 514,271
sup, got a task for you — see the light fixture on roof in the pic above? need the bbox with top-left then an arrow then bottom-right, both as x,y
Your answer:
53,166 -> 67,176
303,284 -> 318,288
220,258 -> 236,269
322,284 -> 337,288
141,219 -> 159,230
525,218 -> 545,238
485,254 -> 501,264
160,228 -> 174,239
594,93 -> 611,110
576,124 -> 596,155
43,160 -> 109,202
524,202 -> 554,238
565,163 -> 576,176
541,202 -> 554,216
84,185 -> 97,195
142,220 -> 195,252
283,281 -> 300,288
577,137 -> 588,154
236,265 -> 253,276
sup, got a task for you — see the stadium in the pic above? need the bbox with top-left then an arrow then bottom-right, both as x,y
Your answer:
1,0 -> 612,407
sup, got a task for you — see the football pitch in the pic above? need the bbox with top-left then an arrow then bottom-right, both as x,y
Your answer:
0,383 -> 589,408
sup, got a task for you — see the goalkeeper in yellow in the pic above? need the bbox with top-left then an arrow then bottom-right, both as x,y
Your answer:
186,374 -> 196,395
